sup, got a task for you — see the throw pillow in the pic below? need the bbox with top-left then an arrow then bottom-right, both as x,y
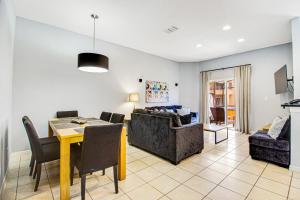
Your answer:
166,109 -> 174,113
177,108 -> 191,116
152,112 -> 182,127
268,116 -> 289,139
277,116 -> 290,140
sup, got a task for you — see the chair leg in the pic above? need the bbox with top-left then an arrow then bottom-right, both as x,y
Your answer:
102,169 -> 105,176
34,163 -> 42,192
113,165 -> 118,194
70,164 -> 74,186
29,155 -> 33,167
81,175 -> 86,200
29,158 -> 35,176
33,163 -> 37,179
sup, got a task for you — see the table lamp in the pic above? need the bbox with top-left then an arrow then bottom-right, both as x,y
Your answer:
129,93 -> 139,109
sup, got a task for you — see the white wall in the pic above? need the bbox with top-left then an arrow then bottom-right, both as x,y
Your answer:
179,62 -> 199,112
12,18 -> 179,152
179,43 -> 293,132
0,0 -> 15,187
290,17 -> 300,171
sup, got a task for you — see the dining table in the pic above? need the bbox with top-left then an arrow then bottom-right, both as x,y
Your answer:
48,117 -> 127,200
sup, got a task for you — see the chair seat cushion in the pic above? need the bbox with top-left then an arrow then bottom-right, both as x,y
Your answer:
41,142 -> 60,162
249,131 -> 289,151
40,136 -> 59,145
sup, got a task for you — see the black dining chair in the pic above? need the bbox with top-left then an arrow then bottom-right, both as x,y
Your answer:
22,116 -> 60,191
70,124 -> 123,200
22,116 -> 59,177
100,111 -> 112,122
56,110 -> 78,118
102,113 -> 124,176
110,113 -> 125,124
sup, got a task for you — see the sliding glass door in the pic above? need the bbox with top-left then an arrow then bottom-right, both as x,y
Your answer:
209,79 -> 235,127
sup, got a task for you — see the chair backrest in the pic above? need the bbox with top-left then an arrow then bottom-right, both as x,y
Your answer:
56,110 -> 78,118
110,113 -> 125,124
210,107 -> 225,122
80,124 -> 123,174
100,112 -> 112,122
22,116 -> 43,161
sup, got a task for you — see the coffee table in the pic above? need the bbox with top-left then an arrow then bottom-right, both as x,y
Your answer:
204,124 -> 228,144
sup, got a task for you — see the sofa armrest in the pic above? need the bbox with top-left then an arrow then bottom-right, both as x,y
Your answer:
170,123 -> 204,164
179,114 -> 192,125
171,122 -> 201,130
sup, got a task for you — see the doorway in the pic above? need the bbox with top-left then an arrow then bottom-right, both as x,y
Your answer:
208,79 -> 235,127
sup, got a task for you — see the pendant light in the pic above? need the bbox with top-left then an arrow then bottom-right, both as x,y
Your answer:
78,14 -> 109,73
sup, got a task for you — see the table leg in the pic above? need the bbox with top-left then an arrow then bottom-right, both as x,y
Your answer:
214,131 -> 217,144
60,138 -> 70,200
227,127 -> 228,140
215,128 -> 229,144
118,128 -> 126,180
48,122 -> 54,137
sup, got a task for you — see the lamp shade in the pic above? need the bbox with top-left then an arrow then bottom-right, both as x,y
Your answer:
129,93 -> 139,102
78,53 -> 109,73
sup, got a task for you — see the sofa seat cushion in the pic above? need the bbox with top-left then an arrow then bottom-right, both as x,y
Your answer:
249,132 -> 289,151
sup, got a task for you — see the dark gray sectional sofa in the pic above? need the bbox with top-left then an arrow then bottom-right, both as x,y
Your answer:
128,111 -> 204,164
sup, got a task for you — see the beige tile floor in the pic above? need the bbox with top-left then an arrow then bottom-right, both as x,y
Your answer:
2,130 -> 300,200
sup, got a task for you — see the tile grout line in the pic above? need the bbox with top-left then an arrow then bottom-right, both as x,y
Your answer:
258,171 -> 293,186
244,161 -> 269,199
251,166 -> 292,198
119,136 -> 289,200
175,132 -> 249,197
286,171 -> 293,199
201,148 -> 250,199
151,132 -> 250,199
44,163 -> 55,200
14,156 -> 21,200
14,131 -> 293,200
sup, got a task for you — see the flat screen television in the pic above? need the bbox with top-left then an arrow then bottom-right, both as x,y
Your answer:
274,65 -> 288,94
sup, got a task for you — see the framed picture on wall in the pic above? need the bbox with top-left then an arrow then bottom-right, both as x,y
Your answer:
145,80 -> 169,103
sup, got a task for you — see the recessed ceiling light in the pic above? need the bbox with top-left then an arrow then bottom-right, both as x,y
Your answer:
222,25 -> 231,31
196,44 -> 203,48
237,38 -> 245,43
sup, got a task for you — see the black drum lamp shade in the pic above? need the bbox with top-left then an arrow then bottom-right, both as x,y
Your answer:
78,14 -> 109,73
78,53 -> 109,73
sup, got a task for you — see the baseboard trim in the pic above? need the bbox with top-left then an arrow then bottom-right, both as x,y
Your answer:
290,164 -> 300,172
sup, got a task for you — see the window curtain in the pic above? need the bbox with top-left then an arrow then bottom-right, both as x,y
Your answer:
200,71 -> 211,124
234,65 -> 251,134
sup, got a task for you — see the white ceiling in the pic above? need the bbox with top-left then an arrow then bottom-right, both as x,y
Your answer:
13,0 -> 300,62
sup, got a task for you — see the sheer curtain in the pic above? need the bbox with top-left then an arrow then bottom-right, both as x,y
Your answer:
200,71 -> 211,124
234,65 -> 251,134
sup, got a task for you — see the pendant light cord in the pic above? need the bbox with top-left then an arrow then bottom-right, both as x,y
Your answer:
91,14 -> 98,52
93,16 -> 96,51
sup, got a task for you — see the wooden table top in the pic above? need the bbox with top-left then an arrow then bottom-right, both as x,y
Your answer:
49,117 -> 111,139
204,124 -> 228,132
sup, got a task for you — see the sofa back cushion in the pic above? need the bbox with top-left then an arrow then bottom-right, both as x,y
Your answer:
177,108 -> 191,116
151,111 -> 182,127
133,108 -> 151,114
145,105 -> 183,113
